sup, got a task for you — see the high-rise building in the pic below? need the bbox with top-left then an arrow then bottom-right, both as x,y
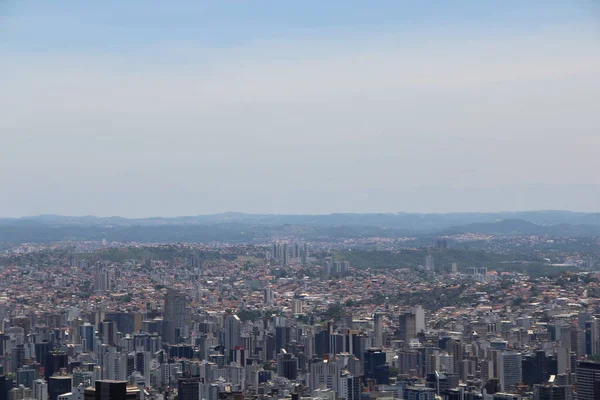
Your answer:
0,376 -> 13,400
104,312 -> 141,335
301,243 -> 309,264
11,344 -> 25,373
332,261 -> 341,276
309,359 -> 340,392
404,385 -> 436,400
264,288 -> 275,306
522,350 -> 557,387
178,378 -> 201,400
323,261 -> 332,277
576,360 -> 600,400
100,320 -> 118,346
341,261 -> 350,274
584,319 -> 599,356
45,351 -> 68,380
415,306 -> 426,334
277,352 -> 298,380
364,348 -> 389,384
276,326 -> 291,354
292,298 -> 303,314
33,379 -> 47,400
80,324 -> 95,353
373,313 -> 384,348
163,289 -> 188,344
282,243 -> 289,266
94,268 -> 110,292
497,352 -> 522,393
223,315 -> 242,355
35,341 -> 52,367
48,375 -> 72,400
16,367 -> 36,390
399,312 -> 417,342
90,380 -> 131,400
533,384 -> 573,400
339,373 -> 361,400
425,255 -> 434,271
72,369 -> 94,389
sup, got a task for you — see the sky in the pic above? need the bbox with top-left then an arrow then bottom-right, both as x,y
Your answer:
1,1 -> 600,217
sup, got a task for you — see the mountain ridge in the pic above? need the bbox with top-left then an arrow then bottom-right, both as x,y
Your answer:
1,211 -> 600,243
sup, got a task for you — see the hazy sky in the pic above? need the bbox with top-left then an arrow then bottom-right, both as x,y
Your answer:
1,1 -> 600,217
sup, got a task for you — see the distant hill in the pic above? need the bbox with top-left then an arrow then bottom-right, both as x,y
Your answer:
440,218 -> 600,237
1,211 -> 600,243
3,210 -> 600,228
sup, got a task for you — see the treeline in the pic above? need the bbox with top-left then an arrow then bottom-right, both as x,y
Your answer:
333,248 -> 571,277
333,248 -> 509,271
87,246 -> 235,263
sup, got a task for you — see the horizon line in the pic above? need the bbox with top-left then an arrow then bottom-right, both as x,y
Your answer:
1,209 -> 598,220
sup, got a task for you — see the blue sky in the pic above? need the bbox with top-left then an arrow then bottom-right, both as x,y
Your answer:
2,1 -> 598,52
1,1 -> 600,216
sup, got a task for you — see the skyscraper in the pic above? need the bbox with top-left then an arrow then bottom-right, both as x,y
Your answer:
399,312 -> 417,342
373,313 -> 384,348
223,314 -> 242,355
277,352 -> 298,380
93,380 -> 128,399
178,378 -> 201,400
0,376 -> 13,400
45,351 -> 68,380
301,243 -> 309,264
339,373 -> 361,400
80,323 -> 95,353
415,306 -> 426,334
576,360 -> 600,400
310,359 -> 341,392
11,344 -> 25,373
364,348 -> 389,385
163,289 -> 188,344
533,384 -> 573,400
425,255 -> 434,271
100,319 -> 118,346
94,268 -> 110,292
48,375 -> 72,400
264,288 -> 275,306
292,299 -> 303,314
497,352 -> 522,393
282,243 -> 289,266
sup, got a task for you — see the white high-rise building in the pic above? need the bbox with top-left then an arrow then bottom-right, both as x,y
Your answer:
264,288 -> 275,306
425,255 -> 435,271
310,359 -> 341,392
338,373 -> 361,400
292,299 -> 303,314
415,306 -> 425,334
497,352 -> 522,393
94,268 -> 110,292
34,379 -> 47,400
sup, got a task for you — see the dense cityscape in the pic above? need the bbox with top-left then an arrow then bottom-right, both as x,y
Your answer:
2,1 -> 599,400
0,216 -> 599,400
